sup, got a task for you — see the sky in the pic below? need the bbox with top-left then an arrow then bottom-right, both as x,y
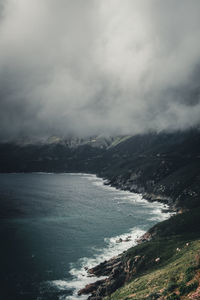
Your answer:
0,0 -> 200,140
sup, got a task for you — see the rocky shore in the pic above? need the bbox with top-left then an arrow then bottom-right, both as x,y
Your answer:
103,176 -> 178,213
78,230 -> 156,299
78,254 -> 146,299
77,176 -> 177,300
78,153 -> 200,299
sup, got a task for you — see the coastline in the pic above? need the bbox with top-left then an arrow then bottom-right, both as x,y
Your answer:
101,175 -> 178,214
49,172 -> 172,300
0,172 -> 176,299
26,172 -> 174,299
76,174 -> 176,300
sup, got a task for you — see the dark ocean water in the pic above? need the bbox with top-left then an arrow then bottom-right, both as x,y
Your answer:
0,173 -> 170,300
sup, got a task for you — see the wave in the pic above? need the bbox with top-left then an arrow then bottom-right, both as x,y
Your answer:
67,173 -> 96,177
87,175 -> 172,214
50,173 -> 172,299
50,227 -> 145,300
32,172 -> 54,175
148,206 -> 175,222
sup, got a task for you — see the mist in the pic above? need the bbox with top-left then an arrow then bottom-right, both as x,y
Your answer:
0,0 -> 200,140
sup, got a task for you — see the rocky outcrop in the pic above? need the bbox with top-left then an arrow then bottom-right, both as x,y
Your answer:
136,232 -> 153,244
78,280 -> 105,296
78,253 -> 147,299
87,256 -> 122,277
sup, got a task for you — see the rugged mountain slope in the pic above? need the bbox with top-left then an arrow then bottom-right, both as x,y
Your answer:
98,130 -> 200,210
0,130 -> 200,210
0,135 -> 123,173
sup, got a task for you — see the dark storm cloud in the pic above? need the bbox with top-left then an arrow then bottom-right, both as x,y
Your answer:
0,0 -> 200,140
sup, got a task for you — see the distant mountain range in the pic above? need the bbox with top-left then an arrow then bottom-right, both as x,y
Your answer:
9,134 -> 128,149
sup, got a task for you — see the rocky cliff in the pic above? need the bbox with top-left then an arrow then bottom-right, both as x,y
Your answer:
78,207 -> 200,299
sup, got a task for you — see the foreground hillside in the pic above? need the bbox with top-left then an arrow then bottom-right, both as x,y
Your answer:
106,238 -> 200,300
78,208 -> 200,300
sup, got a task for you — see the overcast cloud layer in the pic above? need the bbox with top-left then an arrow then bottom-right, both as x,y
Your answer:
0,0 -> 200,140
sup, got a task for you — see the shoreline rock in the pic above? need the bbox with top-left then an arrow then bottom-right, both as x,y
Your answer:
78,175 -> 178,299
77,231 -> 157,299
78,280 -> 105,296
101,176 -> 178,213
79,252 -> 147,300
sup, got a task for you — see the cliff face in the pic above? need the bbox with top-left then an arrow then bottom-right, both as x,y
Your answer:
79,208 -> 200,299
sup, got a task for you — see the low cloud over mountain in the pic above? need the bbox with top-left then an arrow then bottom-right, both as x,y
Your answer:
0,0 -> 200,140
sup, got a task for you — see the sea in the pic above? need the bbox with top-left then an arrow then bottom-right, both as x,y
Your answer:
0,173 -> 171,300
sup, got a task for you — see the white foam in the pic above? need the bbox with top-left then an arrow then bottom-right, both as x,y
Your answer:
32,172 -> 54,175
67,173 -> 96,177
148,207 -> 175,222
51,280 -> 70,290
87,175 -> 172,220
51,227 -> 145,300
50,173 -> 173,299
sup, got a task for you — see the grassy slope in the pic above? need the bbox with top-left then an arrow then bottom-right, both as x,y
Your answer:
106,239 -> 200,299
104,209 -> 200,300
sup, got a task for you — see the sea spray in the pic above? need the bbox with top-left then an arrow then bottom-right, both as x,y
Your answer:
51,227 -> 145,300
